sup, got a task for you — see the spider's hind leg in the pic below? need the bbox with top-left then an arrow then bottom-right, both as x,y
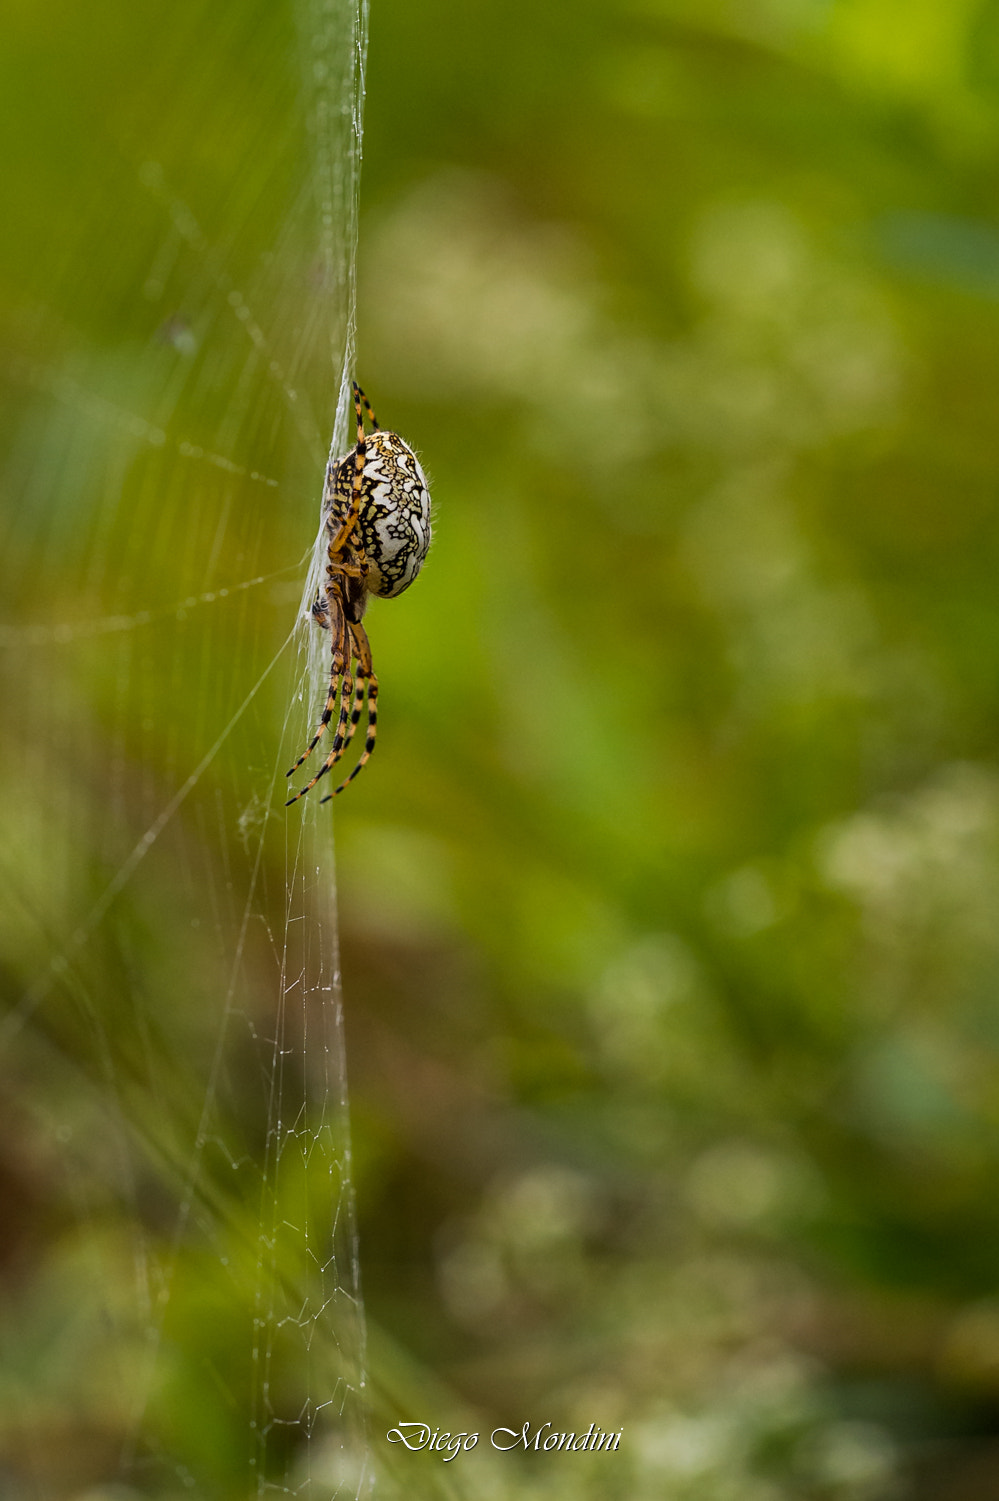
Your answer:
327,383 -> 371,557
353,381 -> 381,432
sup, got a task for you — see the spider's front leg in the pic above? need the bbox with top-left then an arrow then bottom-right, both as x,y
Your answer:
284,583 -> 356,803
319,620 -> 379,802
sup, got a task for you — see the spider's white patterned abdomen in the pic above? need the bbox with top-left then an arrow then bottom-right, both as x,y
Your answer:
329,429 -> 432,599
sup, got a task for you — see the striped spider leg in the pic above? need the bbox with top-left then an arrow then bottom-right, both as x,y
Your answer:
285,381 -> 431,805
319,615 -> 377,803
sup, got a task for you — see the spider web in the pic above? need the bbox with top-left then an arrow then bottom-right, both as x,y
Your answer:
0,0 -> 372,1495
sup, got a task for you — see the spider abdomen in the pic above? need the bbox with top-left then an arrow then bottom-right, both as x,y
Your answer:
329,429 -> 432,599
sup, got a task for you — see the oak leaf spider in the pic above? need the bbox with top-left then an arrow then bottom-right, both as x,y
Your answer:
285,382 -> 431,805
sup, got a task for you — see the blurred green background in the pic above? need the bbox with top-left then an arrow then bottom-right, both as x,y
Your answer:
5,0 -> 999,1496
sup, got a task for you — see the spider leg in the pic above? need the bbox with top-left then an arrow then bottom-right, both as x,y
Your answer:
320,622 -> 379,801
339,674 -> 367,756
285,663 -> 355,804
353,382 -> 381,432
327,381 -> 372,557
319,677 -> 378,801
285,590 -> 346,774
319,620 -> 369,768
285,589 -> 357,801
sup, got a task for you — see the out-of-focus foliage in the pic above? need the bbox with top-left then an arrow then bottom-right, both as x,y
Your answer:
5,0 -> 999,1497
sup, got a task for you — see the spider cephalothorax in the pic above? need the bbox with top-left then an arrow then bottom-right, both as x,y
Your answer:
285,382 -> 431,805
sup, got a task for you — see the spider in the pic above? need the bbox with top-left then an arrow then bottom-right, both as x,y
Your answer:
285,381 -> 431,805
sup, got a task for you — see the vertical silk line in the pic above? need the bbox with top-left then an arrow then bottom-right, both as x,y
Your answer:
251,1 -> 373,1495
